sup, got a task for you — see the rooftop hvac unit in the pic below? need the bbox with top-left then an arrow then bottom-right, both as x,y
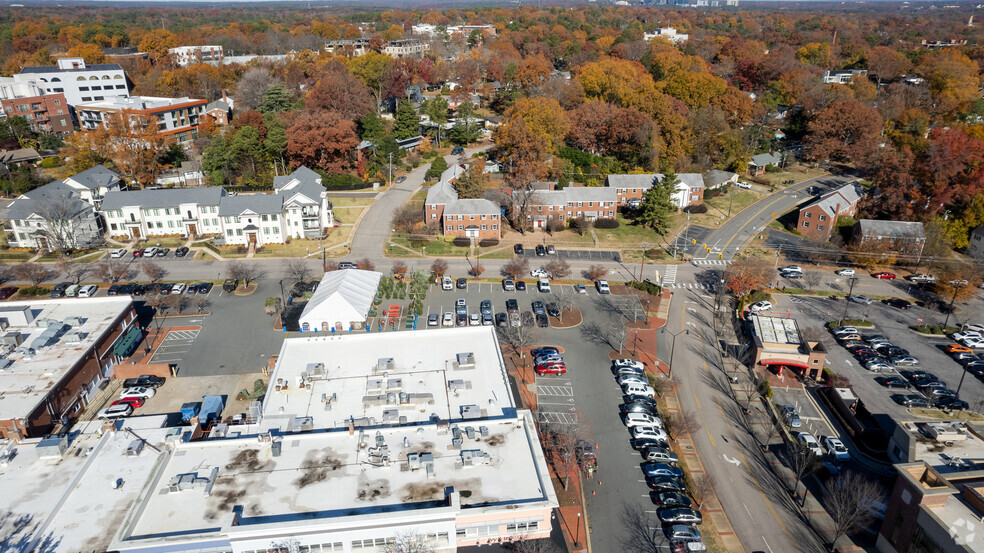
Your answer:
0,306 -> 35,326
34,318 -> 58,328
13,346 -> 35,358
64,317 -> 84,327
366,378 -> 383,393
124,439 -> 144,456
386,378 -> 403,391
1,332 -> 22,347
382,409 -> 400,423
456,352 -> 476,369
62,332 -> 83,345
36,435 -> 68,460
0,358 -> 12,371
407,452 -> 434,470
0,319 -> 8,331
305,362 -> 326,379
377,358 -> 395,372
461,405 -> 481,420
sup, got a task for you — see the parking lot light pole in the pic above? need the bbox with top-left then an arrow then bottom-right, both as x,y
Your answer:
661,328 -> 688,378
841,277 -> 858,322
943,283 -> 964,329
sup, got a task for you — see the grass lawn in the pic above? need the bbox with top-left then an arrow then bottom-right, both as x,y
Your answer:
333,207 -> 367,225
327,197 -> 376,208
910,408 -> 984,422
594,215 -> 664,248
408,188 -> 429,206
390,236 -> 472,257
755,164 -> 829,187
0,251 -> 35,261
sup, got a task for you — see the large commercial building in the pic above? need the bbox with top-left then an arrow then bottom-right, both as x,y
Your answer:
168,45 -> 225,66
0,296 -> 140,440
0,327 -> 557,553
0,77 -> 73,136
16,57 -> 130,106
747,314 -> 827,381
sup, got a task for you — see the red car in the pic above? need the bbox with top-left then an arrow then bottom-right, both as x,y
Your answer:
535,362 -> 567,376
132,249 -> 144,257
0,286 -> 17,300
873,272 -> 896,280
113,397 -> 146,409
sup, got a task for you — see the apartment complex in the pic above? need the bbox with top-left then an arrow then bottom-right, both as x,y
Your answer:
2,165 -> 121,250
100,167 -> 332,245
424,164 -> 502,240
75,95 -> 207,143
168,45 -> 225,66
325,38 -> 429,58
851,219 -> 927,258
604,173 -> 705,208
0,297 -> 140,440
644,27 -> 689,44
822,69 -> 869,84
796,181 -> 863,241
16,57 -> 130,106
0,89 -> 73,136
524,187 -> 619,230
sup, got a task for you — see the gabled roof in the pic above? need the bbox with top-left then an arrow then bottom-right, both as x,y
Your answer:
299,269 -> 383,326
444,198 -> 499,216
205,100 -> 230,113
425,164 -> 468,206
63,165 -> 120,191
854,219 -> 925,240
703,170 -> 738,188
750,152 -> 782,167
274,167 -> 325,205
605,173 -> 704,192
219,194 -> 283,216
801,181 -> 864,217
8,181 -> 91,220
100,187 -> 225,211
0,148 -> 41,164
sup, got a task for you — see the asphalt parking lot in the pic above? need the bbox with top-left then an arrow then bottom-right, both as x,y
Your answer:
772,294 -> 984,426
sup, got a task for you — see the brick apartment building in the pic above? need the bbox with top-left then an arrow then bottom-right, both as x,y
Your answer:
796,181 -> 863,241
425,164 -> 502,240
604,173 -> 704,208
851,219 -> 926,258
76,95 -> 207,144
524,187 -> 618,229
0,93 -> 73,136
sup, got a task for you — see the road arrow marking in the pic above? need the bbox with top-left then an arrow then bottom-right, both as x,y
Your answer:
724,454 -> 742,467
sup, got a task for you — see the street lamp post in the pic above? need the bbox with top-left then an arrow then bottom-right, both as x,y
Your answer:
575,512 -> 581,547
841,277 -> 858,322
661,328 -> 688,378
639,241 -> 649,281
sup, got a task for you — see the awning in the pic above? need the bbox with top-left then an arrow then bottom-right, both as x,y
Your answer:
112,325 -> 142,358
759,359 -> 810,369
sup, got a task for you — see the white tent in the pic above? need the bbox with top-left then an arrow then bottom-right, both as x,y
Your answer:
298,269 -> 382,332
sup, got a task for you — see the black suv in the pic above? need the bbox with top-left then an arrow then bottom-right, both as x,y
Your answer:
514,244 -> 524,255
122,375 -> 166,388
50,282 -> 72,298
223,279 -> 238,292
505,299 -> 519,313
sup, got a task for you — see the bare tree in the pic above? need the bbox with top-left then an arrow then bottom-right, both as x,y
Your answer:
228,261 -> 263,287
498,320 -> 540,361
391,203 -> 424,234
141,261 -> 166,282
165,291 -> 189,314
826,471 -> 884,552
689,472 -> 716,508
286,259 -> 311,283
510,537 -> 562,553
540,420 -> 589,491
391,261 -> 408,276
13,262 -> 52,285
804,270 -> 823,290
554,289 -> 577,323
57,256 -> 88,284
430,259 -> 448,277
620,502 -> 665,553
35,195 -> 93,253
544,258 -> 570,279
236,68 -> 279,112
663,410 -> 702,441
196,297 -> 210,314
324,260 -> 339,272
787,441 -> 822,506
502,257 -> 530,278
356,258 -> 375,271
382,530 -> 435,553
606,317 -> 628,353
586,264 -> 607,281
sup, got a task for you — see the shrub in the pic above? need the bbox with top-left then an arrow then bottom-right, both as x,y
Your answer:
703,188 -> 715,200
746,290 -> 773,304
765,164 -> 780,173
322,173 -> 368,190
594,217 -> 619,229
478,238 -> 499,248
758,379 -> 773,398
39,156 -> 61,168
545,220 -> 565,234
18,285 -> 51,296
452,236 -> 471,247
645,248 -> 664,260
683,204 -> 708,214
627,279 -> 661,296
570,216 -> 591,236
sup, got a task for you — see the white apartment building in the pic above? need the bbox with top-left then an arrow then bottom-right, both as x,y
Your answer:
0,76 -> 45,100
382,39 -> 429,58
75,95 -> 207,144
273,166 -> 335,239
822,69 -> 869,85
16,57 -> 129,106
219,194 -> 287,247
168,45 -> 224,66
644,27 -> 689,45
100,187 -> 224,240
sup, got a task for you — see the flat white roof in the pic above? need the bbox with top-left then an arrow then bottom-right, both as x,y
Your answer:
119,412 -> 553,547
260,327 -> 515,431
0,297 -> 133,421
76,96 -> 204,111
0,415 -> 171,553
752,315 -> 801,345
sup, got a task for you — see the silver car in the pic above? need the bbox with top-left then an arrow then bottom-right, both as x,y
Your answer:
780,405 -> 802,428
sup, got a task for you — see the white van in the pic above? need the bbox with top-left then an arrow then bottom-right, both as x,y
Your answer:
77,284 -> 98,297
623,383 -> 655,398
538,278 -> 551,293
65,284 -> 80,297
441,276 -> 453,290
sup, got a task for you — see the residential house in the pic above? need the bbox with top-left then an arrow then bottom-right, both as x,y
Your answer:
154,160 -> 203,187
100,187 -> 224,240
851,219 -> 926,258
702,170 -> 739,190
62,164 -> 122,208
0,77 -> 73,136
273,166 -> 334,239
167,45 -> 224,67
796,181 -> 863,241
822,69 -> 868,84
219,194 -> 286,247
0,148 -> 41,165
15,57 -> 130,107
748,152 -> 782,176
523,187 -> 618,230
324,39 -> 370,57
204,99 -> 231,126
921,39 -> 968,48
970,226 -> 984,259
604,173 -> 705,209
75,96 -> 207,144
425,164 -> 501,240
2,180 -> 103,251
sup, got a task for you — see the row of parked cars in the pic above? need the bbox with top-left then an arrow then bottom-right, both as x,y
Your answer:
614,359 -> 705,549
96,375 -> 166,419
49,280 -> 215,298
531,346 -> 567,376
830,326 -> 970,411
110,246 -> 190,258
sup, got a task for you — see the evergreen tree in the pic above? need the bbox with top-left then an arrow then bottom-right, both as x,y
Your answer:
393,100 -> 420,140
263,113 -> 288,165
202,135 -> 231,186
637,172 -> 678,235
422,97 -> 449,124
425,155 -> 449,180
448,122 -> 481,146
229,126 -> 266,176
453,164 -> 487,199
258,83 -> 293,113
358,111 -> 385,144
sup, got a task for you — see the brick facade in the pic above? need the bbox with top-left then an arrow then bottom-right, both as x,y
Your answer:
1,93 -> 74,136
796,182 -> 862,241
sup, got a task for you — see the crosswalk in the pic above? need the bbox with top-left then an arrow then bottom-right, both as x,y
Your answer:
692,259 -> 732,266
662,264 -> 678,285
662,282 -> 715,290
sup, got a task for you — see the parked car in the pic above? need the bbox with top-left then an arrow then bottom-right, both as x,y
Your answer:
617,374 -> 649,387
122,375 -> 165,388
779,265 -> 802,273
892,394 -> 931,408
156,248 -> 170,257
97,404 -> 133,419
502,278 -> 515,291
907,274 -> 936,284
963,337 -> 984,349
613,359 -> 646,371
651,491 -> 691,508
175,246 -> 189,257
632,426 -> 668,440
748,300 -> 773,312
109,248 -> 127,258
642,447 -> 679,464
482,313 -> 493,326
480,300 -> 492,315
779,405 -> 802,428
936,397 -> 970,411
427,313 -> 439,326
647,476 -> 686,492
186,283 -> 200,294
131,249 -> 144,258
946,344 -> 974,354
170,283 -> 187,295
596,280 -> 611,294
451,146 -> 464,155
506,299 -> 519,313
641,462 -> 683,478
658,508 -> 703,525
532,346 -> 560,357
159,283 -> 174,294
875,376 -> 910,389
222,279 -> 238,292
395,176 -> 407,184
535,244 -> 546,256
574,284 -> 587,294
546,245 -> 556,254
885,298 -> 912,309
495,313 -> 507,327
532,300 -> 546,314
665,524 -> 701,542
514,244 -> 524,255
535,354 -> 563,365
890,355 -> 920,366
797,432 -> 824,456
198,282 -> 213,294
530,268 -> 549,278
848,294 -> 871,304
536,313 -> 548,327
50,282 -> 72,298
865,360 -> 894,372
112,397 -> 145,409
0,287 -> 17,300
77,284 -> 98,297
624,413 -> 661,428
822,436 -> 851,461
735,181 -> 752,189
143,247 -> 159,257
442,312 -> 454,327
535,362 -> 567,376
547,303 -> 560,317
780,270 -> 803,279
832,326 -> 859,336
873,272 -> 896,279
456,278 -> 467,289
516,280 -> 527,291
835,268 -> 855,276
337,262 -> 358,269
120,387 -> 156,399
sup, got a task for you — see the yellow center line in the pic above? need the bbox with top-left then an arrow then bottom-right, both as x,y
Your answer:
736,447 -> 793,540
719,180 -> 815,253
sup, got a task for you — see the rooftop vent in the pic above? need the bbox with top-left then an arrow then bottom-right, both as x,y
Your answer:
377,358 -> 395,373
305,362 -> 326,380
166,466 -> 219,495
64,317 -> 84,327
2,332 -> 23,347
367,378 -> 383,393
459,449 -> 491,467
455,352 -> 476,369
460,405 -> 482,420
62,332 -> 83,345
407,451 -> 435,477
125,439 -> 144,456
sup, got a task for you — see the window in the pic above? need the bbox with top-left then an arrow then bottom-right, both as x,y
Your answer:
351,538 -> 394,549
446,225 -> 452,231
101,75 -> 110,80
94,96 -> 103,101
224,217 -> 231,223
89,76 -> 98,81
115,84 -> 126,90
236,229 -> 243,236
482,225 -> 487,230
76,76 -> 86,81
817,225 -> 824,231
91,86 -> 101,91
114,75 -> 123,80
226,229 -> 234,237
155,221 -> 163,229
81,97 -> 91,102
167,221 -> 175,228
431,214 -> 437,219
802,221 -> 809,228
506,520 -> 540,534
154,209 -> 161,216
458,225 -> 463,230
481,214 -> 486,220
804,212 -> 811,218
110,223 -> 117,231
269,212 -> 275,219
819,215 -> 827,221
261,214 -> 268,222
54,100 -> 60,105
79,86 -> 90,91
492,224 -> 497,229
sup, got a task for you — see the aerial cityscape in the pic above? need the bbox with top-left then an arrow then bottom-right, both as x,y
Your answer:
1,1 -> 984,552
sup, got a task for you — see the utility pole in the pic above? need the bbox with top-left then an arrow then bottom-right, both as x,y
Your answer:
841,277 -> 858,321
639,241 -> 649,281
388,152 -> 393,186
943,282 -> 964,329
